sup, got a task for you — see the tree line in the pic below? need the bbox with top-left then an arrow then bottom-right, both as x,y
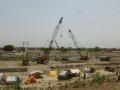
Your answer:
0,45 -> 119,52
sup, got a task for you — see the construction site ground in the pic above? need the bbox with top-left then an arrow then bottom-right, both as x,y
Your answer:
0,50 -> 120,90
0,56 -> 120,90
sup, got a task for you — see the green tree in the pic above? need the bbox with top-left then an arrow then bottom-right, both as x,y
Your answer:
3,45 -> 15,51
94,46 -> 101,52
41,47 -> 49,52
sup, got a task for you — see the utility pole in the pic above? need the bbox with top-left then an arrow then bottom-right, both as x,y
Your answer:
22,41 -> 30,66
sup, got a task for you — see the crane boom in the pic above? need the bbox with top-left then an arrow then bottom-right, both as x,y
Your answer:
39,17 -> 63,62
55,41 -> 63,54
49,17 -> 63,50
68,29 -> 81,54
68,29 -> 88,60
55,41 -> 60,49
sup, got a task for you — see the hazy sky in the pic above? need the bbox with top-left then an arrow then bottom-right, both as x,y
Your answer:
0,0 -> 120,48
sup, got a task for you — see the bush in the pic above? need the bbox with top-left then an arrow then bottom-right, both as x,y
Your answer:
91,73 -> 106,85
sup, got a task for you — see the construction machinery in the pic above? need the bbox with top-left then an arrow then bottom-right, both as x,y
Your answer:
54,41 -> 64,59
36,17 -> 63,64
49,17 -> 63,50
68,29 -> 88,60
36,17 -> 88,63
55,41 -> 60,50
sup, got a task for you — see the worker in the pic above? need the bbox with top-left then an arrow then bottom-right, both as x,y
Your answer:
118,72 -> 120,81
83,72 -> 86,79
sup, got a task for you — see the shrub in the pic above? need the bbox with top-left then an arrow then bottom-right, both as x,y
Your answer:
91,73 -> 106,85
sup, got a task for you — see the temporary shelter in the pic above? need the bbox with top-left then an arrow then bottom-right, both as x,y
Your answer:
30,71 -> 43,79
68,69 -> 80,74
58,70 -> 71,80
59,70 -> 67,76
25,75 -> 37,84
67,69 -> 80,77
48,71 -> 58,77
6,76 -> 21,85
6,76 -> 19,82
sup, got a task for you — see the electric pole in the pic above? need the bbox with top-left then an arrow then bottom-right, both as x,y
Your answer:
22,41 -> 30,66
